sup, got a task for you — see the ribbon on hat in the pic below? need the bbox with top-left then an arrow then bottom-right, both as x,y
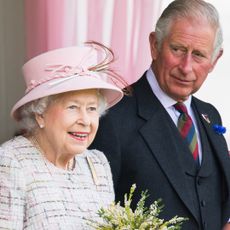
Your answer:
25,41 -> 129,95
25,64 -> 98,93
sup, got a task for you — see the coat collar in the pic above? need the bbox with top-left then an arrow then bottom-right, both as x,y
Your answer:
134,75 -> 200,222
134,75 -> 230,223
192,98 -> 230,184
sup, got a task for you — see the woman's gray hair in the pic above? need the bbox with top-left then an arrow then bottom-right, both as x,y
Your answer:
18,90 -> 107,135
155,0 -> 223,62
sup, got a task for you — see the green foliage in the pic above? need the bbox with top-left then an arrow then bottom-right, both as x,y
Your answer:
89,184 -> 188,229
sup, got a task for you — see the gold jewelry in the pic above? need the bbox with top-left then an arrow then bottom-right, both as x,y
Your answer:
29,135 -> 75,171
86,155 -> 99,186
67,157 -> 75,171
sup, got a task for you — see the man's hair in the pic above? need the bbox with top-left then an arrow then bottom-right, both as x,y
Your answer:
155,0 -> 223,61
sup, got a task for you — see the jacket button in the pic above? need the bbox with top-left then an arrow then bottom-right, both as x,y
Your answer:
203,221 -> 207,229
201,200 -> 206,207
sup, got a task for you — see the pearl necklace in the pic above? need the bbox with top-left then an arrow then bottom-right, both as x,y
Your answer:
29,136 -> 75,171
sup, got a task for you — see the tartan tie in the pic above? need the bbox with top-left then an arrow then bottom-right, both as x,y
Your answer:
174,103 -> 199,161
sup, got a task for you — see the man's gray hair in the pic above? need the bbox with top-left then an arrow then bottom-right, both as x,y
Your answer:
155,0 -> 223,61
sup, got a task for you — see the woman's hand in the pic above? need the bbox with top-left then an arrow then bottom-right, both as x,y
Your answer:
223,223 -> 230,230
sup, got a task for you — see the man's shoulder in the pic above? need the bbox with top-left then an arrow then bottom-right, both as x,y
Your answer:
109,74 -> 149,111
192,96 -> 222,122
193,96 -> 219,112
104,94 -> 136,122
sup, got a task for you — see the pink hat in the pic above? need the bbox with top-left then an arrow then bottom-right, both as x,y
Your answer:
11,42 -> 125,120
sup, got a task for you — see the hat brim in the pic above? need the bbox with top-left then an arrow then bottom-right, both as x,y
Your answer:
11,75 -> 123,120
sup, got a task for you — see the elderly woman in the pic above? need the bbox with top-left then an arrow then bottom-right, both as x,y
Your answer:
0,42 -> 125,229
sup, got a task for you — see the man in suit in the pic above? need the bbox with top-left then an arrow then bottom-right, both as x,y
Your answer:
90,0 -> 230,229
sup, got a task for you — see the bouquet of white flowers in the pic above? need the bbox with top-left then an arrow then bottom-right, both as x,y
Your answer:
89,184 -> 188,229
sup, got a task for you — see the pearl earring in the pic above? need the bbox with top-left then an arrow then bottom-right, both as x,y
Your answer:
39,124 -> 44,128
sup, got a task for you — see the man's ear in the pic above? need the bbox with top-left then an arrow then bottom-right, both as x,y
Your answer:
149,32 -> 158,61
209,48 -> 223,73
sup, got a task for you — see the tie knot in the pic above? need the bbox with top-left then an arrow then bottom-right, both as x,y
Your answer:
174,103 -> 188,114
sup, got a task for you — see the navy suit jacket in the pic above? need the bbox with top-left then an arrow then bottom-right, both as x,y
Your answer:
91,73 -> 230,229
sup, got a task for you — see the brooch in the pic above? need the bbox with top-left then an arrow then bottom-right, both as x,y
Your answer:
213,124 -> 226,135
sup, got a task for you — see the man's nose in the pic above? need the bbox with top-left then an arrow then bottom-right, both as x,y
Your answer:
179,54 -> 193,74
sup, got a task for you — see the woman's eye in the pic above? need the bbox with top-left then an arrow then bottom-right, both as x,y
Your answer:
68,105 -> 78,110
88,106 -> 97,112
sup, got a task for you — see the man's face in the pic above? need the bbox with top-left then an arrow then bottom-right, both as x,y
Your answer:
150,18 -> 222,102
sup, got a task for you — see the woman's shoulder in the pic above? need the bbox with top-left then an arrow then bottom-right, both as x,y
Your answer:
85,148 -> 109,165
83,149 -> 114,193
0,136 -> 29,184
0,135 -> 34,165
1,135 -> 29,147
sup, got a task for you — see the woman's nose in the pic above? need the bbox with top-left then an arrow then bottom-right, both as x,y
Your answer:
77,110 -> 90,126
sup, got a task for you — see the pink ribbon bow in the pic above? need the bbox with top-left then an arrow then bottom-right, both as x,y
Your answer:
26,64 -> 93,93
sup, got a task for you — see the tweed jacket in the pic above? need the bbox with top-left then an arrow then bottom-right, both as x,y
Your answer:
0,136 -> 114,229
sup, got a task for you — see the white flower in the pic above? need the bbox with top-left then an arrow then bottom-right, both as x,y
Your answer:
88,184 -> 188,230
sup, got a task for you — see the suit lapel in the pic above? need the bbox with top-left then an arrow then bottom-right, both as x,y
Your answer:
192,98 -> 229,161
134,76 -> 199,222
192,103 -> 213,177
192,98 -> 230,190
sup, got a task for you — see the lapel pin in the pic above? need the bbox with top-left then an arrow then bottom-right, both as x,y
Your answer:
201,114 -> 210,123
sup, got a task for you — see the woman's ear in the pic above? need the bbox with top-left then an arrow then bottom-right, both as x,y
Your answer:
35,113 -> 45,129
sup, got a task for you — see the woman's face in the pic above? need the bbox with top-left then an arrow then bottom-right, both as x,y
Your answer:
36,89 -> 100,157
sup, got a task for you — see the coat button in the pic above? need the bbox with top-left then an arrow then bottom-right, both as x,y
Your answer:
201,200 -> 206,207
203,221 -> 207,229
197,178 -> 201,185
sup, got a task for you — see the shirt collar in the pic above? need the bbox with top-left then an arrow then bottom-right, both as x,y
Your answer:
146,67 -> 192,110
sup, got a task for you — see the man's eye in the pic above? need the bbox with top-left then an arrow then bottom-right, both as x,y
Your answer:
170,45 -> 185,55
193,51 -> 204,58
172,47 -> 179,51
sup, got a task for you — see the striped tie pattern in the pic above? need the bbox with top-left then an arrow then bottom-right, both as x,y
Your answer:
174,103 -> 199,161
